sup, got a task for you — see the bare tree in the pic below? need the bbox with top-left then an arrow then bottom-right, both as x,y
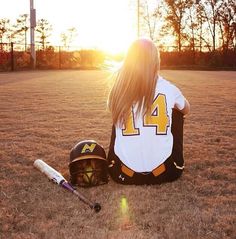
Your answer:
195,2 -> 205,52
164,0 -> 192,51
0,18 -> 10,44
60,32 -> 68,48
200,0 -> 224,51
60,27 -> 78,50
67,27 -> 78,50
36,19 -> 53,50
217,0 -> 236,51
139,0 -> 164,43
14,14 -> 29,51
186,2 -> 199,52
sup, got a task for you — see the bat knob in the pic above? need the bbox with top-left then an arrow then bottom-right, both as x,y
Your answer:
93,203 -> 101,213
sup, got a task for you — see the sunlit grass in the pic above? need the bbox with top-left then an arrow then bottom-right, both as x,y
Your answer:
0,70 -> 235,238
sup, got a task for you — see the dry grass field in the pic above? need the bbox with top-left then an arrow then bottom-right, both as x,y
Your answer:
0,70 -> 235,239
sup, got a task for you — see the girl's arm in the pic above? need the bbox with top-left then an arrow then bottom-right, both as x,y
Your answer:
175,98 -> 190,115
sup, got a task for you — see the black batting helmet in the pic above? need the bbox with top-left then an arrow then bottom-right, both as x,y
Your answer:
69,140 -> 108,187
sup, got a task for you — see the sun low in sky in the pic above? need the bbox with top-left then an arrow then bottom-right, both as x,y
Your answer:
2,0 -> 137,54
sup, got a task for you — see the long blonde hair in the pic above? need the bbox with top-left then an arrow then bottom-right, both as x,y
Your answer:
108,38 -> 160,126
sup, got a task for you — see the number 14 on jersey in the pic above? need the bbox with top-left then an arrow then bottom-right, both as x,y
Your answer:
122,94 -> 169,136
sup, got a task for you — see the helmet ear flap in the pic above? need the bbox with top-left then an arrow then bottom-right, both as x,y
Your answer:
69,140 -> 109,187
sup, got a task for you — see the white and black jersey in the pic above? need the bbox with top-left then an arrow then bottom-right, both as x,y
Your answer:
113,76 -> 185,173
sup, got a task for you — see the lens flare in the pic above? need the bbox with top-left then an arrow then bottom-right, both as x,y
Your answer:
118,195 -> 134,230
121,196 -> 128,215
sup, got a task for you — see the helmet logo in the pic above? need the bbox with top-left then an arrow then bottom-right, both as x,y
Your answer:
81,143 -> 96,153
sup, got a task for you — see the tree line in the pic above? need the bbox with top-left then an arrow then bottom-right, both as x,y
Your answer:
0,0 -> 235,70
0,0 -> 235,53
138,0 -> 235,52
0,15 -> 77,50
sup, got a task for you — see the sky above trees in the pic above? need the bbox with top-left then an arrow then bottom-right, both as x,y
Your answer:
1,0 -> 235,54
1,0 -> 136,53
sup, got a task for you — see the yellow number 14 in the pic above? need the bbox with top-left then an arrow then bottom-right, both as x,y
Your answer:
123,94 -> 169,136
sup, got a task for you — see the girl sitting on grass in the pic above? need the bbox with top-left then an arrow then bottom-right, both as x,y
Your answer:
107,38 -> 190,185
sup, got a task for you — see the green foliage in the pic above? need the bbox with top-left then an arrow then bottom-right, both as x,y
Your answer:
160,49 -> 236,69
79,50 -> 105,68
0,51 -> 10,71
35,19 -> 53,50
16,51 -> 30,69
0,18 -> 10,40
35,47 -> 105,70
36,46 -> 59,69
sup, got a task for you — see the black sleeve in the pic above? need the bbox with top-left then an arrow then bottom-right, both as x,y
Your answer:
171,109 -> 184,166
107,125 -> 116,162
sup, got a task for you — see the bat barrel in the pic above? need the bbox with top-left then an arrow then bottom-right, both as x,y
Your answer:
34,159 -> 65,184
